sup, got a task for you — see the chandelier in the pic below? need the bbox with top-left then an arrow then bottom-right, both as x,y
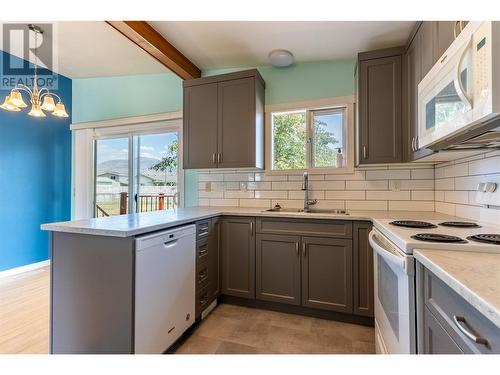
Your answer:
0,24 -> 69,118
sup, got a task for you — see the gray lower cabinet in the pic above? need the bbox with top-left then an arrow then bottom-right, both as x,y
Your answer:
417,262 -> 500,354
422,307 -> 463,354
221,216 -> 256,299
353,222 -> 374,317
301,236 -> 353,313
256,234 -> 301,305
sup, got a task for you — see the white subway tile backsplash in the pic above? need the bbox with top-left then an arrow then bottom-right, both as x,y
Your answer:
389,201 -> 434,211
411,168 -> 434,180
346,200 -> 388,211
325,190 -> 365,200
366,169 -> 410,180
346,180 -> 388,190
196,154 -> 500,221
366,191 -> 410,201
254,190 -> 288,199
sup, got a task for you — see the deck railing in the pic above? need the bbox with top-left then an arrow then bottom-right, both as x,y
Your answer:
95,192 -> 177,217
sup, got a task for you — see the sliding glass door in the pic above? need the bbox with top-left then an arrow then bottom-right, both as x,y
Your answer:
94,131 -> 180,217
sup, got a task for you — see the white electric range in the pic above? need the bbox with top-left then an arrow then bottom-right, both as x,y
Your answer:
369,218 -> 500,354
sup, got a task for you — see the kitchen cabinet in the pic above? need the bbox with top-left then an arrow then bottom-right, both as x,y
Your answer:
357,47 -> 404,164
183,69 -> 265,169
301,236 -> 353,313
256,234 -> 301,305
221,216 -> 256,299
208,217 -> 221,300
195,218 -> 221,318
435,21 -> 457,61
417,263 -> 500,354
353,222 -> 374,317
422,307 -> 463,354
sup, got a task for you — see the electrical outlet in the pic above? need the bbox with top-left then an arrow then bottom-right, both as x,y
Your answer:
240,182 -> 247,192
205,182 -> 212,192
389,180 -> 401,192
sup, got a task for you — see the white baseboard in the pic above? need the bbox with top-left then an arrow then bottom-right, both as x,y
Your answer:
0,260 -> 50,279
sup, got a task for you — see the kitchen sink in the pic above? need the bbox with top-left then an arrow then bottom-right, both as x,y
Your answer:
263,208 -> 349,215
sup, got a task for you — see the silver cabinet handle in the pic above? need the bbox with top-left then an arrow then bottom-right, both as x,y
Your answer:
212,153 -> 216,164
217,153 -> 222,164
295,242 -> 299,255
411,137 -> 416,152
453,316 -> 488,345
249,221 -> 253,236
302,243 -> 306,257
362,146 -> 367,159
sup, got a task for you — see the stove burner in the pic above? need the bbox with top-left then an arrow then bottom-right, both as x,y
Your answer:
439,221 -> 481,228
411,233 -> 467,243
467,234 -> 500,245
390,220 -> 437,229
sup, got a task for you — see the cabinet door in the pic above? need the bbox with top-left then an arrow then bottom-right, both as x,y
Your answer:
435,21 -> 456,60
420,21 -> 437,78
217,78 -> 256,168
183,83 -> 218,169
422,307 -> 463,354
256,234 -> 301,305
359,55 -> 402,164
353,222 -> 374,317
301,236 -> 353,313
405,33 -> 434,161
208,217 -> 221,301
221,217 -> 256,299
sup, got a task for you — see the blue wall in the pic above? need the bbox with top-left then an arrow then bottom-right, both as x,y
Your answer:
0,51 -> 72,271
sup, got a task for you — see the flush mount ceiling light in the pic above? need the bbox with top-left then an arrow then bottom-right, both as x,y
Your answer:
0,24 -> 69,118
268,49 -> 294,68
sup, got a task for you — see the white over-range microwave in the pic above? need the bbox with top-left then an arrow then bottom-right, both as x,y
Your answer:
418,21 -> 500,150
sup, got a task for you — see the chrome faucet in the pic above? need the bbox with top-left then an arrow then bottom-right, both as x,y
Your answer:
302,172 -> 318,212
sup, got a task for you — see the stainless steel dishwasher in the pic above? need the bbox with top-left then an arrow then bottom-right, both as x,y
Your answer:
134,224 -> 196,354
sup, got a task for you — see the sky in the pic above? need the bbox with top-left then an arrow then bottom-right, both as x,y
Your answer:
96,132 -> 178,163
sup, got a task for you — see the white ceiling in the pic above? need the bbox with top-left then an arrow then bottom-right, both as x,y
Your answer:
1,21 -> 415,78
1,22 -> 167,79
149,21 -> 416,69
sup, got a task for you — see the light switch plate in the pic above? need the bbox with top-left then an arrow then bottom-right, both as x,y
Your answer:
389,180 -> 401,192
240,182 -> 247,191
205,182 -> 212,192
475,178 -> 500,207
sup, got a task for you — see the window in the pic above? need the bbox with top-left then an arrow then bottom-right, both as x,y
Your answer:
270,106 -> 347,171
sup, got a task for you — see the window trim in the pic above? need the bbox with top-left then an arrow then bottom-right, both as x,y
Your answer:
265,96 -> 355,174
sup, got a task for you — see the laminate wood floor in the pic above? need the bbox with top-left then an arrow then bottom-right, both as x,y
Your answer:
0,267 -> 375,354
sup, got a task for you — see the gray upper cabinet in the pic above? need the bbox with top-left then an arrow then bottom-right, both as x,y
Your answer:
357,47 -> 404,164
301,236 -> 353,313
256,234 -> 301,305
183,83 -> 219,169
221,216 -> 256,299
353,222 -> 374,317
183,70 -> 265,169
435,21 -> 457,61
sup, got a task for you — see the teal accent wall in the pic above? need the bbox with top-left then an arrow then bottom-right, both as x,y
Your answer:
72,73 -> 183,123
203,59 -> 356,104
71,60 -> 356,209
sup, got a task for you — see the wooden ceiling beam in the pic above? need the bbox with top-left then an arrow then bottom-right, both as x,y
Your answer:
106,21 -> 201,80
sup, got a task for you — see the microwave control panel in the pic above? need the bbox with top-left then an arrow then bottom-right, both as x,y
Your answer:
473,22 -> 490,101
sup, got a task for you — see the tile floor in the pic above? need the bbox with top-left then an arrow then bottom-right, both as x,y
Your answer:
175,303 -> 375,354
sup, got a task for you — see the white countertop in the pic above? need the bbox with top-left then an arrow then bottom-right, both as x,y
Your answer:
41,206 -> 460,238
414,249 -> 500,329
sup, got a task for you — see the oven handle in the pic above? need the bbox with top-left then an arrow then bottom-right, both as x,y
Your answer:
369,230 -> 407,273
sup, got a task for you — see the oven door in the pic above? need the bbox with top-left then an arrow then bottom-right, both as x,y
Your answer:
369,229 -> 416,354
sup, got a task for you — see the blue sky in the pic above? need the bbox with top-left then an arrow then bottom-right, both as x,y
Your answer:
96,132 -> 178,163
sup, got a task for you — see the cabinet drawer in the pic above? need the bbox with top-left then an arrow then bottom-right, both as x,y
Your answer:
423,306 -> 463,354
196,286 -> 210,316
256,217 -> 352,238
423,268 -> 500,353
197,263 -> 209,289
196,237 -> 209,264
196,219 -> 210,239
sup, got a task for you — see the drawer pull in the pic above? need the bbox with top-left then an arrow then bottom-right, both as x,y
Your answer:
199,247 -> 208,256
198,230 -> 209,237
453,315 -> 488,345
